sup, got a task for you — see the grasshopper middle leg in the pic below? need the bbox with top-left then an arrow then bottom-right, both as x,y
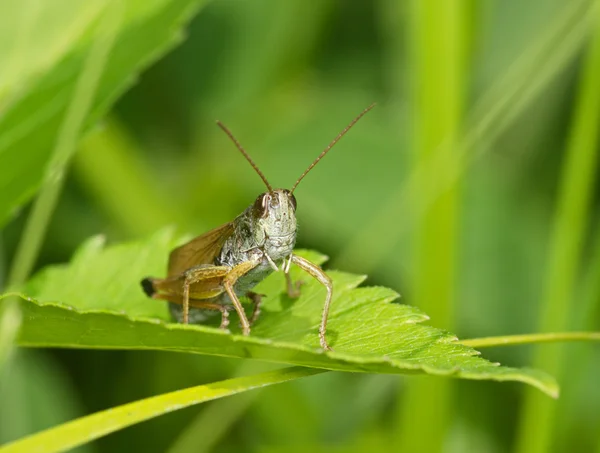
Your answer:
246,291 -> 265,325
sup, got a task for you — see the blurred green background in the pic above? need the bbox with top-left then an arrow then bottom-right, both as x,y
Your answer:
1,0 -> 599,452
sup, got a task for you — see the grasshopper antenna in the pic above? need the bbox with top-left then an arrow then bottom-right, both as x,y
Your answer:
290,103 -> 376,194
216,120 -> 274,192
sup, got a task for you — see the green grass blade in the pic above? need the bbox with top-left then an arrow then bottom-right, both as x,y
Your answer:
554,226 -> 600,449
0,366 -> 323,453
394,0 -> 467,450
515,3 -> 600,453
339,0 -> 594,273
167,392 -> 257,453
166,361 -> 267,453
0,350 -> 92,451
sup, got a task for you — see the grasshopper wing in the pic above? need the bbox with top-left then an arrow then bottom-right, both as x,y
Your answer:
168,222 -> 234,276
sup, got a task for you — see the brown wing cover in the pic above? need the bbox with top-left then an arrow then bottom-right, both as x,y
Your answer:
167,223 -> 234,276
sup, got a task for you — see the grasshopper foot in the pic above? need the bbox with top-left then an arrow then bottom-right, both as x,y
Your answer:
218,307 -> 231,330
319,334 -> 333,351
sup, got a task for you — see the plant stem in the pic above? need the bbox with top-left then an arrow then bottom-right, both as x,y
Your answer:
461,332 -> 600,348
0,367 -> 324,453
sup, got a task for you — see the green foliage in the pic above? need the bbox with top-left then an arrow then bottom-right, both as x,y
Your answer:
1,0 -> 599,452
515,5 -> 600,452
0,0 -> 207,228
10,230 -> 557,396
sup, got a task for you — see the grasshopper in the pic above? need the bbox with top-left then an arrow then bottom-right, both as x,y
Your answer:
141,104 -> 374,350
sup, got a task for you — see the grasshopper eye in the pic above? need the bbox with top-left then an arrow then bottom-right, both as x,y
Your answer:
254,193 -> 270,218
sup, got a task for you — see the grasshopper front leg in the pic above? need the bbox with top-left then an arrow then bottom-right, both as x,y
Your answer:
283,254 -> 303,298
290,254 -> 333,350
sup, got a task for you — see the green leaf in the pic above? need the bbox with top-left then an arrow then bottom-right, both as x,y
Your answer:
7,229 -> 558,397
0,0 -> 208,227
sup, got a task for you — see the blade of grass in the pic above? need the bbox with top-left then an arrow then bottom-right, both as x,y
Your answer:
555,222 -> 600,450
166,361 -> 270,453
0,2 -> 121,371
395,1 -> 468,451
167,392 -> 256,453
340,0 -> 594,273
0,366 -> 324,453
515,2 -> 600,452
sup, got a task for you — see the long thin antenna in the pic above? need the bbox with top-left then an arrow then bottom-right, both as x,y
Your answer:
290,103 -> 376,194
216,121 -> 273,192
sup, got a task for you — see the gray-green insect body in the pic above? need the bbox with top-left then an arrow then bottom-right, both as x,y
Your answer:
169,188 -> 298,324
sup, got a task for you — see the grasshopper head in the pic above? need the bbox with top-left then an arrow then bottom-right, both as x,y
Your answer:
254,189 -> 297,236
253,189 -> 297,259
